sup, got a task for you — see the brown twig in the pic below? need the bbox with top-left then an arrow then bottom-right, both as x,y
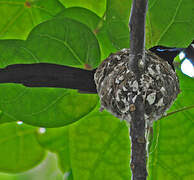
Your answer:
162,105 -> 194,118
129,0 -> 148,180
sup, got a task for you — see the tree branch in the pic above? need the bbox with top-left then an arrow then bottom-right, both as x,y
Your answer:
162,105 -> 194,118
129,0 -> 148,72
129,0 -> 148,180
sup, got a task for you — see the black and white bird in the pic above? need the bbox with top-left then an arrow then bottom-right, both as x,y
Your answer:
0,45 -> 188,123
0,46 -> 184,93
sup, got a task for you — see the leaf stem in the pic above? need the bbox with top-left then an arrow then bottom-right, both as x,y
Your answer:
163,105 -> 194,118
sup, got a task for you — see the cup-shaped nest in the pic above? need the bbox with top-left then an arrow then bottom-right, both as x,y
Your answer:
94,48 -> 180,125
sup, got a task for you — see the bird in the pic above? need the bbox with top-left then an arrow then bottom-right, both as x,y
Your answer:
0,45 -> 184,94
0,45 -> 186,123
0,62 -> 97,93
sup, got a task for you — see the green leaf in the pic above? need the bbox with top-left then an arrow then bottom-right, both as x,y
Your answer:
26,17 -> 101,67
0,0 -> 65,39
59,0 -> 106,17
0,84 -> 98,127
64,171 -> 74,180
37,104 -> 131,180
105,0 -> 131,50
146,0 -> 194,47
54,7 -> 116,60
0,18 -> 101,67
0,17 -> 100,127
82,0 -> 132,59
55,7 -> 102,32
56,1 -> 131,55
148,70 -> 194,180
97,25 -> 118,60
36,125 -> 71,173
0,122 -> 45,173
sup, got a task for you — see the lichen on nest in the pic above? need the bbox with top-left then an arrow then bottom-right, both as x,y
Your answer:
94,48 -> 180,125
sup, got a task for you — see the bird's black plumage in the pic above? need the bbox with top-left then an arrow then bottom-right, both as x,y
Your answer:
0,46 -> 185,93
149,46 -> 184,70
0,63 -> 97,93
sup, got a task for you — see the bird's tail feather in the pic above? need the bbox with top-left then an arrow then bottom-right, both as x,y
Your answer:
0,63 -> 97,93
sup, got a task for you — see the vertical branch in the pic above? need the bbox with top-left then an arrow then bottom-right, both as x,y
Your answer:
129,0 -> 148,72
129,0 -> 148,180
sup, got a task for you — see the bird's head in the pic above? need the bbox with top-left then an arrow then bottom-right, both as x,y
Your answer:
149,45 -> 184,70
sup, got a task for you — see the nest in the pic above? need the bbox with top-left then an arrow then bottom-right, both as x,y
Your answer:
94,48 -> 180,125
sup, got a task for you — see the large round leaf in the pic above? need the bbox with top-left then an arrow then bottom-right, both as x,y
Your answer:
0,18 -> 100,127
0,0 -> 65,39
0,122 -> 45,173
146,0 -> 194,47
37,104 -> 131,179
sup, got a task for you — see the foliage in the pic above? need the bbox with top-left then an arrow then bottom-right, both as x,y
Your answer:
0,0 -> 193,179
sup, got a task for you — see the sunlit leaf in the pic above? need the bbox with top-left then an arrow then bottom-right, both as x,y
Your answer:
37,104 -> 131,179
59,0 -> 106,17
105,0 -> 131,50
146,0 -> 194,47
54,7 -> 116,60
148,70 -> 194,180
55,7 -> 101,32
0,0 -> 65,39
0,122 -> 45,173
